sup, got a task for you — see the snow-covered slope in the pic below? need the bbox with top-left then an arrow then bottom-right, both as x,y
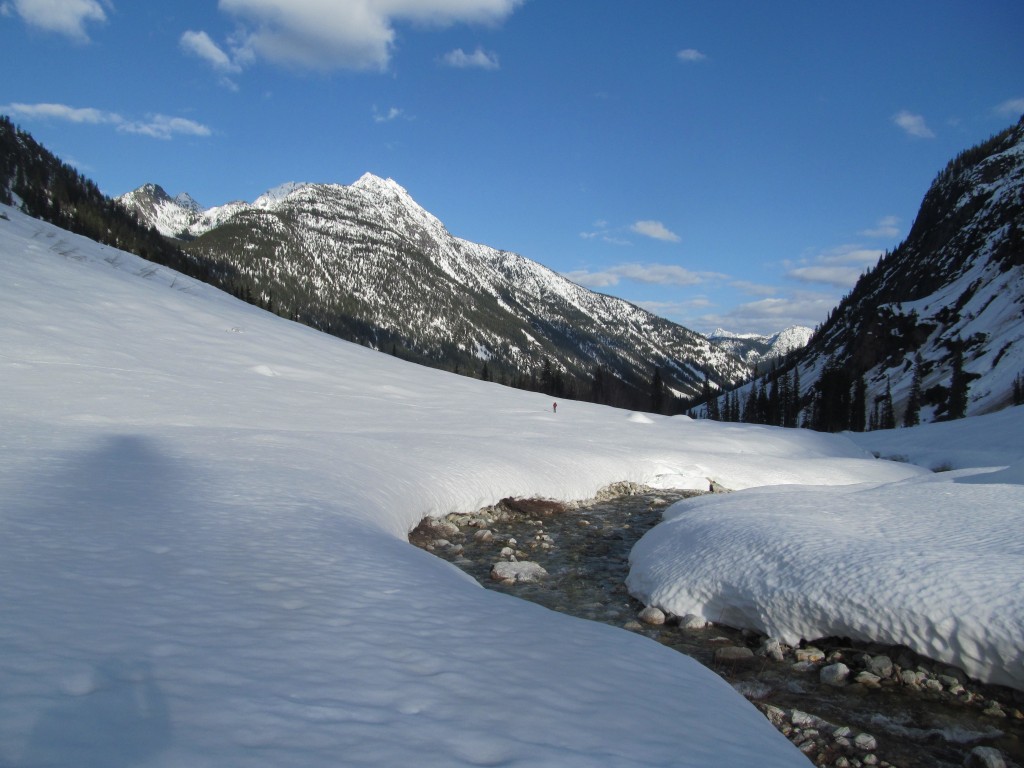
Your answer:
796,114 -> 1024,420
8,203 -> 926,767
118,175 -> 749,400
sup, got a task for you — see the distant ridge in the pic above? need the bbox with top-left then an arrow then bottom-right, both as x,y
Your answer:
118,175 -> 751,408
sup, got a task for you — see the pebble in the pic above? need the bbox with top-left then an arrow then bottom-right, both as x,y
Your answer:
678,613 -> 708,629
854,732 -> 877,751
758,637 -> 785,662
820,662 -> 850,687
854,671 -> 882,688
965,746 -> 1007,768
795,647 -> 825,663
490,561 -> 548,584
714,646 -> 755,664
638,606 -> 666,625
868,655 -> 894,678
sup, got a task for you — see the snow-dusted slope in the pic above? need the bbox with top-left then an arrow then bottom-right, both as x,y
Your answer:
6,204 -> 929,766
119,175 -> 749,399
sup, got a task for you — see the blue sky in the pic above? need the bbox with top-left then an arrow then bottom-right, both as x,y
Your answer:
3,1 -> 1022,336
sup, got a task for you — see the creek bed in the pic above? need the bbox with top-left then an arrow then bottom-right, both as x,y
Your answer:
410,488 -> 1023,768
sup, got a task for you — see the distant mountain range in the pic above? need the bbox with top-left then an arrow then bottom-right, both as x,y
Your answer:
7,108 -> 1018,428
118,174 -> 753,406
707,326 -> 814,367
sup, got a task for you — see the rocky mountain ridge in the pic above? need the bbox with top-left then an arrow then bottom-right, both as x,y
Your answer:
708,326 -> 814,367
119,174 -> 751,404
712,114 -> 1024,428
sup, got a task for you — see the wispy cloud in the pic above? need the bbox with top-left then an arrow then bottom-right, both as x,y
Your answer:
191,0 -> 525,73
785,245 -> 882,289
441,47 -> 500,70
995,97 -> 1024,117
631,220 -> 681,243
1,102 -> 212,140
859,215 -> 901,239
372,106 -> 406,123
730,280 -> 777,297
181,30 -> 241,73
893,110 -> 935,139
677,48 -> 707,63
564,263 -> 725,289
5,0 -> 107,41
696,291 -> 835,337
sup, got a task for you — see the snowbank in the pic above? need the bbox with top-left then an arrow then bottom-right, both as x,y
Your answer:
3,207 -> 921,766
847,406 -> 1024,473
629,428 -> 1024,690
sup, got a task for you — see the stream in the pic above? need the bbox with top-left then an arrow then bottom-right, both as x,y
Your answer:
410,487 -> 1023,768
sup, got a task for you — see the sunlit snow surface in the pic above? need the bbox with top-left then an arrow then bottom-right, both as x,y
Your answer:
0,205 -> 1011,765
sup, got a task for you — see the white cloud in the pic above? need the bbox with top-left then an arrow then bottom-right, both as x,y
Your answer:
564,263 -> 724,289
730,280 -> 777,297
697,291 -> 836,337
859,215 -> 901,239
785,245 -> 882,289
213,0 -> 524,72
677,48 -> 706,63
1,102 -> 211,140
631,220 -> 681,243
579,230 -> 630,246
373,105 -> 405,123
181,30 -> 241,74
9,0 -> 107,41
1,102 -> 119,124
893,110 -> 935,139
120,114 -> 212,140
441,47 -> 499,69
995,97 -> 1024,117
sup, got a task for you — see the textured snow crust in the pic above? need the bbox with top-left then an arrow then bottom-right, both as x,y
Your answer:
1,206 -> 922,767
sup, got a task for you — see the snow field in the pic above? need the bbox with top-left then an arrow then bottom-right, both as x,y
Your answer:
3,204 -> 1018,766
5,206 -> 898,767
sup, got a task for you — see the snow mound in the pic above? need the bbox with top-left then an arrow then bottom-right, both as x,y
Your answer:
627,411 -> 654,424
628,470 -> 1024,689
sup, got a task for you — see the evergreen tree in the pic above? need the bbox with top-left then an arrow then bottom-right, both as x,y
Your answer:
850,374 -> 867,432
705,375 -> 721,420
903,354 -> 923,427
790,367 -> 801,428
948,342 -> 969,419
1014,372 -> 1024,406
879,380 -> 896,430
650,367 -> 665,414
812,357 -> 852,432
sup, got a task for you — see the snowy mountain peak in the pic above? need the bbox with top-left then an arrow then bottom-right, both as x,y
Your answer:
253,181 -> 309,208
353,172 -> 406,195
173,191 -> 203,212
138,182 -> 171,201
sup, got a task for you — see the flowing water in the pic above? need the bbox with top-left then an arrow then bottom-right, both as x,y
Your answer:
410,489 -> 1023,768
